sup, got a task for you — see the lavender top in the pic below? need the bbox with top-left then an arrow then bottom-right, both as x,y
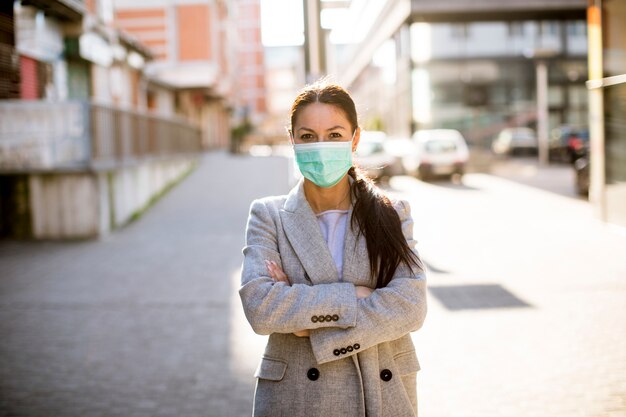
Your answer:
316,209 -> 349,281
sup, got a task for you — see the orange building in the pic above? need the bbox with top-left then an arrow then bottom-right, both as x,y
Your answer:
234,0 -> 267,119
113,0 -> 266,147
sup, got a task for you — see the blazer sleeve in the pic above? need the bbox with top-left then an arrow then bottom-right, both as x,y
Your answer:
308,199 -> 427,364
239,199 -> 358,336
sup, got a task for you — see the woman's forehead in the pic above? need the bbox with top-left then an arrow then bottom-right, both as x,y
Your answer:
294,102 -> 350,129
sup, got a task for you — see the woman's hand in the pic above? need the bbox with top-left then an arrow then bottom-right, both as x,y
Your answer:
356,286 -> 374,299
265,260 -> 290,285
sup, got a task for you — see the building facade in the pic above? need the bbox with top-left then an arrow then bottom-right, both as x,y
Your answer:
330,0 -> 588,148
0,0 -> 204,239
233,0 -> 266,122
262,45 -> 305,141
113,0 -> 266,148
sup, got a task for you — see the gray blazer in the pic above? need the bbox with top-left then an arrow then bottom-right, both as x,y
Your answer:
239,180 -> 427,417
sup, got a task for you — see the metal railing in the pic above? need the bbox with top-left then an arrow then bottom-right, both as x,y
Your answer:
0,100 -> 203,172
90,103 -> 202,167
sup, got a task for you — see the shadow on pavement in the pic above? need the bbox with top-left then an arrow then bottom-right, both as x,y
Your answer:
428,284 -> 533,311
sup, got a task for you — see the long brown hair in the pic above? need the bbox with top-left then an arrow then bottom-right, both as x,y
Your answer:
290,81 -> 422,288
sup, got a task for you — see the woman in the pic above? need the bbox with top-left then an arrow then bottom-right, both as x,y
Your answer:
239,81 -> 427,417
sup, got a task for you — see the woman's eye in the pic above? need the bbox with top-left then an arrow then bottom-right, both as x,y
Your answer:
300,133 -> 315,141
329,132 -> 342,139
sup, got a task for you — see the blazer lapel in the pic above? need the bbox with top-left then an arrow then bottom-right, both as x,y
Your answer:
279,180 -> 339,285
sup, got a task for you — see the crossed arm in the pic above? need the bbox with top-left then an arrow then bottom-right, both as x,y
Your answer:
265,259 -> 374,337
239,199 -> 427,364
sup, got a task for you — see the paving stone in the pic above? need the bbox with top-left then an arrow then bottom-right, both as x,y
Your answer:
0,152 -> 291,417
1,153 -> 624,417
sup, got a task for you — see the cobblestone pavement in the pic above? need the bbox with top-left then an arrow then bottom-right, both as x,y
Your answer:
0,152 -> 289,417
1,152 -> 625,417
386,169 -> 626,417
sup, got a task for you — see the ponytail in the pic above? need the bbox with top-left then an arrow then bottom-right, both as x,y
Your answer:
348,167 -> 422,288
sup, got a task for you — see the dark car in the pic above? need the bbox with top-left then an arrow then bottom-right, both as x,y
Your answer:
550,126 -> 589,163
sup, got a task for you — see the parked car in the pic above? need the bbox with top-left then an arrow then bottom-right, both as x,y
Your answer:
574,148 -> 590,197
354,131 -> 403,181
549,126 -> 589,163
405,129 -> 469,181
492,127 -> 538,156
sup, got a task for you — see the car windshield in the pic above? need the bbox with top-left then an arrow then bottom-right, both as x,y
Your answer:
357,139 -> 384,156
424,140 -> 458,153
512,132 -> 535,140
505,128 -> 535,139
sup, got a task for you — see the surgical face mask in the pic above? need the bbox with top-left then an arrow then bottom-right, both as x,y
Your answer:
293,139 -> 354,188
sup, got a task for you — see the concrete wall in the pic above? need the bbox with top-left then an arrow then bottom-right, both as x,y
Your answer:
28,157 -> 196,239
29,173 -> 101,238
109,157 -> 194,228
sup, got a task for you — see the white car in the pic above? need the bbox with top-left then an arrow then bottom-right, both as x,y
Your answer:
492,127 -> 538,156
403,129 -> 470,180
354,131 -> 403,181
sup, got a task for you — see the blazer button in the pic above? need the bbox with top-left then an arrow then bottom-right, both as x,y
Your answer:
333,349 -> 341,356
307,368 -> 320,381
318,315 -> 326,323
332,314 -> 339,321
380,369 -> 393,382
311,316 -> 318,323
346,346 -> 353,352
324,315 -> 333,322
340,348 -> 347,354
353,343 -> 360,350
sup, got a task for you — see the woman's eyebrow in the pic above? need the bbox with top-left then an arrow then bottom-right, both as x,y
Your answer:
297,126 -> 347,132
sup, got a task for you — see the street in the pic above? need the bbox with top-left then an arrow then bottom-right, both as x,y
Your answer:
385,163 -> 626,417
1,151 -> 625,417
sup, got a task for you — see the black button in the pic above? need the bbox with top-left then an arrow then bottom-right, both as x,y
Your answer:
311,316 -> 318,323
346,346 -> 353,352
324,315 -> 332,322
353,343 -> 360,350
380,369 -> 393,382
332,314 -> 339,321
318,315 -> 326,322
333,349 -> 341,356
307,368 -> 320,381
340,348 -> 347,354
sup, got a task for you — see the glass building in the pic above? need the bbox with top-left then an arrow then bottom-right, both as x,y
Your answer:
331,0 -> 588,148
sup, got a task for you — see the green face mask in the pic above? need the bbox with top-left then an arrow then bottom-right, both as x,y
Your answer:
293,140 -> 353,188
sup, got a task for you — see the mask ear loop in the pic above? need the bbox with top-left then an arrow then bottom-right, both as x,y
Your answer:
351,128 -> 359,152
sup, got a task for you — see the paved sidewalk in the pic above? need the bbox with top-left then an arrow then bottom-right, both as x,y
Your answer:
0,151 -> 288,417
387,167 -> 626,417
1,151 -> 625,417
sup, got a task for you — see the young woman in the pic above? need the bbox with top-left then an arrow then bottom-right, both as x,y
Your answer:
239,81 -> 427,417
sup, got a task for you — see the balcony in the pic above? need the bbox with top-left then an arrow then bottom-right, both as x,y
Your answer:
0,101 -> 204,239
0,100 -> 202,173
